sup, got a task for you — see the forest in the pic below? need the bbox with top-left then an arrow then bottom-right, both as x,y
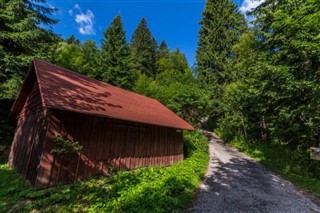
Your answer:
0,0 -> 320,209
1,0 -> 319,147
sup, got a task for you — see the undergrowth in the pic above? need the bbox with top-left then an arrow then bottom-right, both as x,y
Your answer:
0,130 -> 209,212
230,139 -> 320,197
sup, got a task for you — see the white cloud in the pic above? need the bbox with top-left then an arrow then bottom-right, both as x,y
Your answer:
68,4 -> 80,16
240,0 -> 265,14
68,4 -> 96,35
239,0 -> 265,23
75,10 -> 95,35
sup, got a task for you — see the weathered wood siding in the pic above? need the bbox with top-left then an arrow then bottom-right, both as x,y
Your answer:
8,81 -> 49,186
36,109 -> 183,187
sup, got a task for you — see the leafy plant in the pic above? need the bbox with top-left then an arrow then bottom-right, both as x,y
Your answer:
51,134 -> 83,155
0,131 -> 209,212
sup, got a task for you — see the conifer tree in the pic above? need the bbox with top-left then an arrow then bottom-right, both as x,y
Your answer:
101,15 -> 135,90
0,0 -> 59,99
130,17 -> 158,78
158,40 -> 169,59
251,0 -> 320,81
196,0 -> 246,129
196,0 -> 246,85
66,35 -> 81,46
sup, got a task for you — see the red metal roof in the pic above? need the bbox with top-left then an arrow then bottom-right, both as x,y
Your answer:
31,59 -> 194,130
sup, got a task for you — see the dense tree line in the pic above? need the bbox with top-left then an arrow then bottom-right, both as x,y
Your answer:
1,0 -> 319,151
0,0 -> 59,100
0,1 -> 210,129
197,0 -> 320,150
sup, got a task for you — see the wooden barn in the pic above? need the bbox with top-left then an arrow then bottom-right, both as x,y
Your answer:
8,59 -> 194,188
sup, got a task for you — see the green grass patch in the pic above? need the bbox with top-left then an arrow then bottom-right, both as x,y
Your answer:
0,130 -> 209,213
230,139 -> 320,197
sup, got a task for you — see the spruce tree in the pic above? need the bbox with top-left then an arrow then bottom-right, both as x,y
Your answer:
251,0 -> 320,81
158,40 -> 169,59
130,17 -> 158,78
101,15 -> 135,90
66,35 -> 81,46
196,0 -> 246,129
196,0 -> 246,85
0,0 -> 59,99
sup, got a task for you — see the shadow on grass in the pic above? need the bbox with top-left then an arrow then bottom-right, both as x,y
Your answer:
0,164 -> 30,213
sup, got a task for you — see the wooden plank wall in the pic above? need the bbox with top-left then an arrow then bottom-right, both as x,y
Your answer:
8,81 -> 48,186
36,109 -> 183,187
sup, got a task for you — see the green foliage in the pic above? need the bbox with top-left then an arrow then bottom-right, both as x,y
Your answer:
0,131 -> 209,212
230,139 -> 320,197
66,34 -> 80,46
0,0 -> 59,99
158,40 -> 169,59
157,49 -> 190,75
217,0 -> 320,149
251,0 -> 320,81
82,40 -> 103,79
130,17 -> 158,78
0,164 -> 30,212
196,0 -> 246,85
54,42 -> 85,74
195,0 -> 247,131
133,48 -> 212,126
53,39 -> 103,79
101,15 -> 136,90
231,32 -> 260,80
134,68 -> 211,126
51,134 -> 83,155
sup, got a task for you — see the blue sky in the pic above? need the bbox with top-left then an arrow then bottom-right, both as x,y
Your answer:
48,0 -> 263,66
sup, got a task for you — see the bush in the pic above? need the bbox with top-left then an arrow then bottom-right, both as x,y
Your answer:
0,130 -> 209,212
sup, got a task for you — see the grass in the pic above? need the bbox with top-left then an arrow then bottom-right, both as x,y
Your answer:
230,139 -> 320,197
0,130 -> 209,213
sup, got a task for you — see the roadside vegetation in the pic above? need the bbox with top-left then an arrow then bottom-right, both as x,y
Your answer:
201,0 -> 320,198
230,139 -> 320,197
0,131 -> 209,212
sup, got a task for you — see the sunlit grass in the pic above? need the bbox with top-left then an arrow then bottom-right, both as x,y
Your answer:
230,139 -> 320,197
0,131 -> 209,213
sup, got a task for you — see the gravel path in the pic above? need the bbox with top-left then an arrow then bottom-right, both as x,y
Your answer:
190,131 -> 320,213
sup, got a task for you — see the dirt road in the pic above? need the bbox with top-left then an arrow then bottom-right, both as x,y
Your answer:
190,131 -> 320,213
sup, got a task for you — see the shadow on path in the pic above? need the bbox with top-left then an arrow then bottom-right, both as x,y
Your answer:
190,131 -> 320,213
